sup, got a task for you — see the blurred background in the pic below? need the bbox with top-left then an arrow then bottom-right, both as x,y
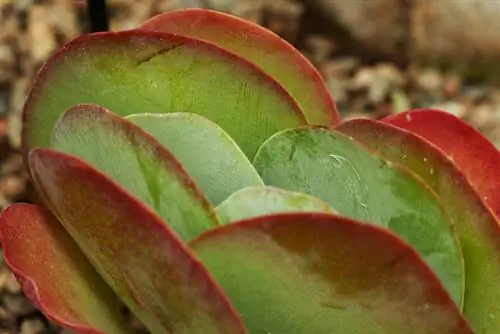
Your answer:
0,0 -> 499,333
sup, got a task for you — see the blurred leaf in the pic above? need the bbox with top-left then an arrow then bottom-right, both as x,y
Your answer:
126,112 -> 263,206
0,204 -> 129,334
22,30 -> 307,160
52,104 -> 219,241
190,213 -> 472,333
253,126 -> 464,305
391,89 -> 411,114
216,186 -> 337,223
29,149 -> 247,334
336,118 -> 500,332
139,9 -> 339,126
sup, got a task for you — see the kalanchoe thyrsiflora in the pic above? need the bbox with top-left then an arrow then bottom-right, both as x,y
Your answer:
1,8 -> 499,334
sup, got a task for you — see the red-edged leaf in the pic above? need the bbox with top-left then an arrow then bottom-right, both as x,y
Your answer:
383,109 -> 500,218
52,104 -> 220,241
190,213 -> 473,333
0,204 -> 129,334
139,8 -> 339,126
336,119 -> 500,332
29,149 -> 247,334
21,30 -> 307,162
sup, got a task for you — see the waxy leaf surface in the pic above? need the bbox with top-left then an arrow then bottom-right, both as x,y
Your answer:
190,213 -> 472,334
383,109 -> 500,218
22,30 -> 307,160
139,9 -> 339,126
0,204 -> 129,334
52,104 -> 219,241
126,112 -> 263,206
336,119 -> 500,332
29,149 -> 247,334
253,127 -> 464,305
216,186 -> 336,224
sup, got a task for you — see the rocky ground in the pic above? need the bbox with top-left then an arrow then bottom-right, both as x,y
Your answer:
0,0 -> 499,333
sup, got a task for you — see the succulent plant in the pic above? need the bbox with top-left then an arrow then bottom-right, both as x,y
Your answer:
0,8 -> 499,334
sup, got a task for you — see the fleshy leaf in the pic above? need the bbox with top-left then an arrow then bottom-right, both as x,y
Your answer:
52,104 -> 219,241
22,30 -> 307,160
216,186 -> 337,224
383,109 -> 500,218
29,148 -> 247,334
190,213 -> 473,334
139,8 -> 339,126
125,112 -> 264,206
0,204 -> 129,334
252,126 -> 464,306
336,119 -> 500,332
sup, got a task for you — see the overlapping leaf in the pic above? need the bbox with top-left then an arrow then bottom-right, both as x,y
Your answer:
22,30 -> 307,160
126,112 -> 263,206
383,109 -> 500,218
216,186 -> 337,224
29,148 -> 247,334
139,9 -> 339,126
336,119 -> 500,332
0,204 -> 129,334
253,126 -> 464,305
51,104 -> 218,241
190,213 -> 473,333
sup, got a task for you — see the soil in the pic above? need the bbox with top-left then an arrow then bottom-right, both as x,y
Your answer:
0,0 -> 498,333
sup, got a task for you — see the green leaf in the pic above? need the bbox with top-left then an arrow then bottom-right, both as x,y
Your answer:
383,109 -> 500,219
0,204 -> 129,334
252,126 -> 464,306
216,186 -> 337,224
29,148 -> 247,334
336,118 -> 500,333
139,9 -> 340,126
126,112 -> 264,206
22,30 -> 307,160
190,213 -> 473,334
51,104 -> 219,241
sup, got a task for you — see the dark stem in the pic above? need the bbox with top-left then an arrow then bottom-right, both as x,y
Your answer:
86,0 -> 109,32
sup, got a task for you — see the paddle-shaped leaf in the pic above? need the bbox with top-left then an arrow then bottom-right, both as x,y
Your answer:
139,9 -> 339,126
383,109 -> 500,218
253,126 -> 464,306
51,104 -> 218,241
336,119 -> 500,332
190,213 -> 473,333
0,204 -> 129,334
29,149 -> 247,334
216,186 -> 336,224
126,112 -> 263,206
22,30 -> 307,160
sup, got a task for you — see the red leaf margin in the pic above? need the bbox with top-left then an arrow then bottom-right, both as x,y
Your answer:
383,109 -> 500,219
20,29 -> 308,164
139,8 -> 340,126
